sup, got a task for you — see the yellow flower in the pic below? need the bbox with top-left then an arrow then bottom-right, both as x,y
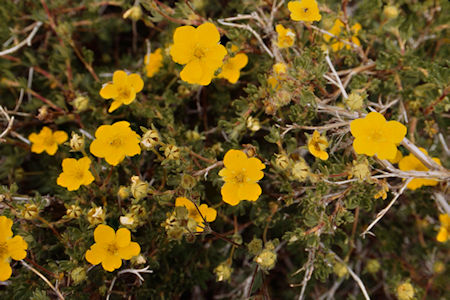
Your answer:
323,19 -> 361,51
398,148 -> 441,190
436,214 -> 450,243
56,157 -> 95,191
175,197 -> 217,232
0,216 -> 28,281
218,150 -> 265,206
28,126 -> 68,155
396,282 -> 415,300
90,121 -> 141,166
144,48 -> 163,78
170,22 -> 227,85
99,70 -> 144,113
273,62 -> 287,75
307,130 -> 329,160
288,0 -> 322,22
276,24 -> 295,48
85,224 -> 140,272
217,53 -> 248,84
268,63 -> 287,90
350,112 -> 406,160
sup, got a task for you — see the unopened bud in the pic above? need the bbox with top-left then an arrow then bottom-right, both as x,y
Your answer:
130,176 -> 148,201
70,132 -> 85,152
123,6 -> 143,21
73,96 -> 89,112
66,205 -> 82,219
87,207 -> 105,226
383,5 -> 399,19
141,129 -> 160,150
246,116 -> 261,132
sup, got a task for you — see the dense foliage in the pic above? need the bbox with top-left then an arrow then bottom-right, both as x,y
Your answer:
0,0 -> 449,299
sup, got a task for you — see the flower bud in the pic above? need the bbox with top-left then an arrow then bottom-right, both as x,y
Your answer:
73,96 -> 89,112
87,207 -> 105,226
345,92 -> 364,110
365,259 -> 381,274
117,186 -> 130,200
247,238 -> 263,256
71,267 -> 86,285
254,249 -> 277,271
214,262 -> 233,282
275,154 -> 290,170
141,129 -> 160,150
433,261 -> 445,274
275,90 -> 291,106
130,176 -> 149,201
37,106 -> 49,121
246,116 -> 261,132
350,159 -> 371,182
333,262 -> 348,278
123,6 -> 143,21
66,205 -> 82,219
120,213 -> 136,229
164,144 -> 180,160
181,174 -> 196,190
396,282 -> 415,300
21,203 -> 39,220
131,254 -> 147,265
186,130 -> 202,141
291,160 -> 309,182
383,5 -> 399,19
69,132 -> 85,152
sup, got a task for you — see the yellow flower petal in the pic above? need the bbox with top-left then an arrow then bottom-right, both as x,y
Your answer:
223,149 -> 248,170
436,227 -> 447,242
127,73 -> 144,93
53,131 -> 68,144
221,182 -> 240,206
100,83 -> 118,99
0,216 -> 13,242
0,262 -> 12,281
101,254 -> 122,272
171,26 -> 196,64
7,235 -> 27,260
198,204 -> 217,222
118,242 -> 140,259
238,182 -> 262,201
115,228 -> 131,248
180,59 -> 204,84
196,22 -> 221,46
384,120 -> 407,144
113,70 -> 128,84
94,224 -> 115,244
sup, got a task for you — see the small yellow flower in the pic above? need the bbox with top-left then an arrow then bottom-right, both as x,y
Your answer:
307,130 -> 329,160
268,63 -> 287,90
0,216 -> 28,281
350,112 -> 406,160
436,214 -> 450,243
28,127 -> 68,155
90,121 -> 141,166
218,150 -> 265,206
170,22 -> 227,85
323,19 -> 362,51
57,157 -> 94,191
288,0 -> 322,22
175,197 -> 217,232
276,24 -> 295,48
85,224 -> 140,272
217,53 -> 248,84
144,48 -> 163,78
273,63 -> 287,75
99,70 -> 144,113
398,148 -> 441,190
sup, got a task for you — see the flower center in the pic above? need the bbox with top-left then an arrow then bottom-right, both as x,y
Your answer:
118,87 -> 130,99
370,130 -> 383,142
304,8 -> 309,13
110,137 -> 123,147
107,243 -> 119,255
44,137 -> 55,147
0,242 -> 8,259
193,47 -> 206,59
233,172 -> 246,183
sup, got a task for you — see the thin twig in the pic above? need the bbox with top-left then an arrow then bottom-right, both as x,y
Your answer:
361,178 -> 412,237
0,22 -> 43,56
21,260 -> 64,300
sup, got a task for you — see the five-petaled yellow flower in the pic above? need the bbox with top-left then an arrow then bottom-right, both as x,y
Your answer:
276,24 -> 295,48
175,197 -> 217,232
57,157 -> 95,191
436,214 -> 450,243
308,130 -> 329,160
398,148 -> 441,190
323,19 -> 362,51
350,112 -> 406,160
90,121 -> 141,166
217,53 -> 248,84
85,224 -> 140,272
288,0 -> 322,22
29,127 -> 68,156
170,22 -> 227,85
144,48 -> 163,78
218,150 -> 265,206
0,216 -> 28,281
99,70 -> 144,113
